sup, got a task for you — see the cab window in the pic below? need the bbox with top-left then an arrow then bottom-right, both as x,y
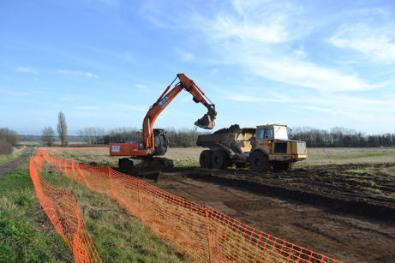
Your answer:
256,127 -> 273,142
256,128 -> 265,142
154,136 -> 161,147
265,128 -> 273,139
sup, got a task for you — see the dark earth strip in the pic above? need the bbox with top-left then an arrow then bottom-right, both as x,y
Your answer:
0,148 -> 31,178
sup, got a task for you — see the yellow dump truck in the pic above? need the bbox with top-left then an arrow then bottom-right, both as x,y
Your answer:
197,124 -> 307,172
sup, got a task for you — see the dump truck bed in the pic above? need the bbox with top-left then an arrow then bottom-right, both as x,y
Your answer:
197,125 -> 256,154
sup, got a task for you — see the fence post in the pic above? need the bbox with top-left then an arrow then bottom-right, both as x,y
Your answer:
205,208 -> 213,263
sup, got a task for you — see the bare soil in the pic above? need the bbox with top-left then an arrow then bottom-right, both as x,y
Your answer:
155,169 -> 395,263
169,163 -> 395,218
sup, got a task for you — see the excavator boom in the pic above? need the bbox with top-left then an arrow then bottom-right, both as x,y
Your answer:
110,73 -> 216,158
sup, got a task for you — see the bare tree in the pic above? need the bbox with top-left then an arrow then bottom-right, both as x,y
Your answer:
0,128 -> 19,146
42,127 -> 55,146
78,127 -> 105,144
0,128 -> 19,154
57,112 -> 68,146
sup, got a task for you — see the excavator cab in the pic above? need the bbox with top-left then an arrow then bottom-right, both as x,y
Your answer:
153,129 -> 168,156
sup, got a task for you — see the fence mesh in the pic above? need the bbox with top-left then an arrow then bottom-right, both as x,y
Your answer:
30,148 -> 342,263
29,155 -> 102,263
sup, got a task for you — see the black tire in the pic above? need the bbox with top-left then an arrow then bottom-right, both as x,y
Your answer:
199,150 -> 213,168
249,151 -> 269,173
211,150 -> 231,169
119,158 -> 133,172
160,158 -> 174,169
272,162 -> 293,172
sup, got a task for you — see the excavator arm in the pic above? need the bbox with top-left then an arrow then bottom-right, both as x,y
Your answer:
142,73 -> 216,151
109,73 -> 216,158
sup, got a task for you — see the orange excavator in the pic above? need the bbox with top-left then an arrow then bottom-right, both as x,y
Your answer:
109,73 -> 217,172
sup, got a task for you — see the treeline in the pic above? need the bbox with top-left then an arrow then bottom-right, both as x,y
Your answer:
79,127 -> 395,148
290,127 -> 395,147
18,125 -> 395,148
79,127 -> 202,147
0,128 -> 19,154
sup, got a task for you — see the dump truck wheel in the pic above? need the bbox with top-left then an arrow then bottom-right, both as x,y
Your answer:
211,150 -> 230,169
250,151 -> 269,173
199,150 -> 213,168
160,158 -> 174,169
273,162 -> 293,172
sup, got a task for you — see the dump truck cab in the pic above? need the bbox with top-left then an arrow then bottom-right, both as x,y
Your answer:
250,124 -> 307,172
254,124 -> 307,160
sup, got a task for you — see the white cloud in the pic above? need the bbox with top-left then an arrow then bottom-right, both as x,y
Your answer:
227,94 -> 295,103
16,67 -> 38,75
329,23 -> 395,63
192,0 -> 304,45
242,56 -> 380,92
227,95 -> 263,102
207,15 -> 288,44
58,69 -> 99,79
187,2 -> 378,93
226,91 -> 395,122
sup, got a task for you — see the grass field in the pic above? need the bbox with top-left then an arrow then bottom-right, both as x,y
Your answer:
46,146 -> 395,168
0,160 -> 189,262
0,163 -> 71,262
298,147 -> 395,166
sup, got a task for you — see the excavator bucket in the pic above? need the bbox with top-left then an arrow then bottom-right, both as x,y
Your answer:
195,113 -> 215,129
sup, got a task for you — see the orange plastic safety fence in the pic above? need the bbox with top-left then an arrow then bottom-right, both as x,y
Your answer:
29,156 -> 102,263
35,148 -> 342,263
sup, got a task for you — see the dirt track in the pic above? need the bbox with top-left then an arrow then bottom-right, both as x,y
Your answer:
0,149 -> 29,178
154,166 -> 395,263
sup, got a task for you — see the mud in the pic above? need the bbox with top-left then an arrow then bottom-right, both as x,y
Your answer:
151,163 -> 395,263
169,163 -> 395,220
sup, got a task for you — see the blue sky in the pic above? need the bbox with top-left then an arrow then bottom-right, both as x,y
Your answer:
1,0 -> 395,135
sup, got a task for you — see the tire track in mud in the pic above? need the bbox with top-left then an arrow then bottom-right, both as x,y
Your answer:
156,170 -> 395,263
168,164 -> 395,222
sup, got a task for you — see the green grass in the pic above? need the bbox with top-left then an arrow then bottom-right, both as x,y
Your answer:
295,147 -> 395,167
0,154 -> 14,165
40,166 -> 189,263
0,163 -> 71,262
47,147 -> 395,169
0,160 -> 190,262
173,158 -> 199,168
46,148 -> 201,169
